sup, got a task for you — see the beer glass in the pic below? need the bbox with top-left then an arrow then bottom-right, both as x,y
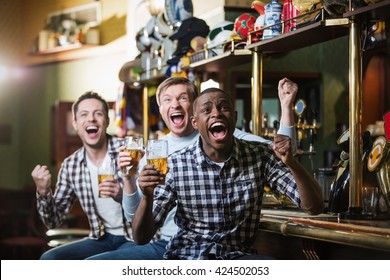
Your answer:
123,136 -> 144,176
97,158 -> 115,198
146,140 -> 168,181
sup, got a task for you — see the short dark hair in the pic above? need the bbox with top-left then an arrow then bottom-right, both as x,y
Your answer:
156,77 -> 199,106
193,87 -> 231,111
72,91 -> 109,119
198,87 -> 227,97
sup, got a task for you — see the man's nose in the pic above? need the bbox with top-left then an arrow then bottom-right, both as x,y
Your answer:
210,106 -> 221,117
171,99 -> 180,107
88,113 -> 96,121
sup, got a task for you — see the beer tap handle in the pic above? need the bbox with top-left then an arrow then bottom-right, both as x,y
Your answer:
273,120 -> 279,129
308,128 -> 316,153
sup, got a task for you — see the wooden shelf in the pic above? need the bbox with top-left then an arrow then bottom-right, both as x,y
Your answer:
344,0 -> 390,21
24,37 -> 127,65
140,72 -> 166,84
188,49 -> 252,72
30,43 -> 86,55
246,18 -> 350,53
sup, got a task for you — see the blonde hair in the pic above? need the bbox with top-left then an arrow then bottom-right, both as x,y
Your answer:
156,77 -> 198,106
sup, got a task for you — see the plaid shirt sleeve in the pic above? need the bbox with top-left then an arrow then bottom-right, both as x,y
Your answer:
260,145 -> 301,206
152,178 -> 177,227
37,159 -> 77,229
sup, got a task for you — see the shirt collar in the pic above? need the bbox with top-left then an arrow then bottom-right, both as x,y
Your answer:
193,136 -> 241,167
77,134 -> 117,164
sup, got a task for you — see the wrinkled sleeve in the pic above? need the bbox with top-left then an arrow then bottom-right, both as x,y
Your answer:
277,123 -> 297,154
152,172 -> 177,227
37,163 -> 76,229
122,186 -> 142,222
263,148 -> 301,207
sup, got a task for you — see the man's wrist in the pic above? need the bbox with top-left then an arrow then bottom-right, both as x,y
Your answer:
37,188 -> 50,200
277,123 -> 295,138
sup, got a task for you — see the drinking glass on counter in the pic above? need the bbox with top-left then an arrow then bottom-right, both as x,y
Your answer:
123,136 -> 144,176
146,140 -> 168,182
362,186 -> 378,218
97,158 -> 115,198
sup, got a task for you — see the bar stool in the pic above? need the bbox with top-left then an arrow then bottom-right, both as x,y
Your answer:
45,228 -> 90,248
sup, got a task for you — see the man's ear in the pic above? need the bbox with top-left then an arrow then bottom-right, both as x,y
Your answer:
191,116 -> 197,129
72,118 -> 77,131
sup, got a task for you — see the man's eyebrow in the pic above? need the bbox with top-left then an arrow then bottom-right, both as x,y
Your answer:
77,109 -> 103,114
198,100 -> 213,107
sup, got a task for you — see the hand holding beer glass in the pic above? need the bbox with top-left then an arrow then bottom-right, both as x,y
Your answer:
123,136 -> 144,176
146,140 -> 168,184
97,158 -> 115,198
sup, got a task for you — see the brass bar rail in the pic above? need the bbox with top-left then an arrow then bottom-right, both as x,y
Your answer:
348,19 -> 363,211
251,51 -> 262,135
143,86 -> 149,143
259,217 -> 390,252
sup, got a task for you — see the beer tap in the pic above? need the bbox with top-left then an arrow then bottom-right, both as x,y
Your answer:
294,99 -> 319,157
260,113 -> 269,139
261,113 -> 278,139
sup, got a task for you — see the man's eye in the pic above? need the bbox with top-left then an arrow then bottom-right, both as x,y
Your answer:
220,102 -> 231,111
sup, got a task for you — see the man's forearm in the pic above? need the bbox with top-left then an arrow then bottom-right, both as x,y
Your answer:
132,196 -> 158,244
287,158 -> 324,215
122,189 -> 141,222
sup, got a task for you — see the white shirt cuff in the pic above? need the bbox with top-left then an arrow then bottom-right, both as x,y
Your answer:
277,123 -> 295,139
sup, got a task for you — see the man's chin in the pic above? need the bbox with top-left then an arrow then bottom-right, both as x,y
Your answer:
83,133 -> 103,145
168,124 -> 186,133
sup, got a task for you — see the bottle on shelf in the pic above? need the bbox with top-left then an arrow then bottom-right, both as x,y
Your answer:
282,0 -> 298,33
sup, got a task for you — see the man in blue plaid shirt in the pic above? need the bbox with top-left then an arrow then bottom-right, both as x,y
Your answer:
132,87 -> 324,260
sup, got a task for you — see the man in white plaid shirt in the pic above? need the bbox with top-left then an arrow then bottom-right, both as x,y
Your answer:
31,91 -> 135,259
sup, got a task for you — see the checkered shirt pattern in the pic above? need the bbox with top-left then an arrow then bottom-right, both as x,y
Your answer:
37,135 -> 133,240
153,137 -> 300,260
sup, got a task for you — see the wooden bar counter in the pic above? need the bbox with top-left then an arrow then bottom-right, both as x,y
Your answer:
255,208 -> 390,259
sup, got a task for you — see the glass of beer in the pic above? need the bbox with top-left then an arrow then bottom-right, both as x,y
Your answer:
97,158 -> 115,198
123,136 -> 144,176
146,140 -> 168,182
